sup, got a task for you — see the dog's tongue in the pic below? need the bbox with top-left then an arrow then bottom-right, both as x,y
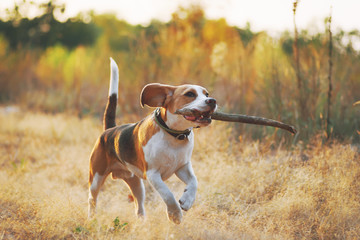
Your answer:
184,115 -> 197,121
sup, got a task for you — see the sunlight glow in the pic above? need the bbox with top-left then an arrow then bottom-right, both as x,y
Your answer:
1,0 -> 359,34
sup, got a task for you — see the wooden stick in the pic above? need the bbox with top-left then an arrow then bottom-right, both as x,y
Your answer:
211,112 -> 297,134
175,109 -> 297,134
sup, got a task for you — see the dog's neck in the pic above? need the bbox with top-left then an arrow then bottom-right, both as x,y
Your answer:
153,108 -> 191,140
158,108 -> 194,133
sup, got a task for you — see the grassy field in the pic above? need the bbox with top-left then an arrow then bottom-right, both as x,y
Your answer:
1,108 -> 360,239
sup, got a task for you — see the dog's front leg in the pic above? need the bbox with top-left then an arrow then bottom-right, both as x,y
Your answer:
147,170 -> 182,224
176,162 -> 198,211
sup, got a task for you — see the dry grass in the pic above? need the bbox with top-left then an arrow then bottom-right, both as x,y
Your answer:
1,108 -> 360,239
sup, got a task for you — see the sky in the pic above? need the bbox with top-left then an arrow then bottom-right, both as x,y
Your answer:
1,0 -> 359,35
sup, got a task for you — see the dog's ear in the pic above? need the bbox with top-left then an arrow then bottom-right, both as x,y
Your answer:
140,83 -> 176,108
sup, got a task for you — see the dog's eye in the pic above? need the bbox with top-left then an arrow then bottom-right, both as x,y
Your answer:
184,91 -> 196,97
205,92 -> 209,97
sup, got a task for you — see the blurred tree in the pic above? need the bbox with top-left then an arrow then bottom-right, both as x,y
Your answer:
0,0 -> 100,50
325,12 -> 333,140
235,22 -> 257,47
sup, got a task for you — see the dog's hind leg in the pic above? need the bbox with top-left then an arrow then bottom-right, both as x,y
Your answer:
88,141 -> 108,218
88,172 -> 107,218
123,175 -> 146,217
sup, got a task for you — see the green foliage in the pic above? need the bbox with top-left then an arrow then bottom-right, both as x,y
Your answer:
235,22 -> 257,47
11,158 -> 27,172
74,225 -> 89,234
113,216 -> 128,231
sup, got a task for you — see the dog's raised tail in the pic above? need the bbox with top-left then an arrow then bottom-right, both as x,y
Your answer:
103,57 -> 119,130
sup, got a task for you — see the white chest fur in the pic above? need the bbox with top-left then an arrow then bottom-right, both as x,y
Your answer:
143,130 -> 194,180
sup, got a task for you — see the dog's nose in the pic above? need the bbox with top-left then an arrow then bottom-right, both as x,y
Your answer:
205,98 -> 217,107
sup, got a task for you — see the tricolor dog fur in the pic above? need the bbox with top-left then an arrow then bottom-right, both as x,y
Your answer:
88,58 -> 217,224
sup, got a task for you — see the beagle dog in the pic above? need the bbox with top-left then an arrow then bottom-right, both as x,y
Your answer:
88,58 -> 217,224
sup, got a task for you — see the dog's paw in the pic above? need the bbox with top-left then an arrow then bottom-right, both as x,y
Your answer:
167,204 -> 183,224
137,209 -> 146,218
179,193 -> 195,211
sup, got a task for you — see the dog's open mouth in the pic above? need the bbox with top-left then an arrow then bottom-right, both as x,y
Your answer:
183,110 -> 212,124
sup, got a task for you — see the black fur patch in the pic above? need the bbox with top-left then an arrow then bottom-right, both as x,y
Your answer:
100,122 -> 139,165
103,94 -> 117,130
118,123 -> 138,165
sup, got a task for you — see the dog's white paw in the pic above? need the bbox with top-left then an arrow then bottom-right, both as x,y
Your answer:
179,192 -> 195,211
167,204 -> 183,224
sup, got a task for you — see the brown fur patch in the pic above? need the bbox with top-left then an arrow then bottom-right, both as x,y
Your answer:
167,85 -> 200,113
88,138 -> 109,186
140,83 -> 176,108
160,107 -> 167,121
132,116 -> 160,178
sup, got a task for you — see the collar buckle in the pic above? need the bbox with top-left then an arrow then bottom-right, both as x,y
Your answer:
176,134 -> 187,140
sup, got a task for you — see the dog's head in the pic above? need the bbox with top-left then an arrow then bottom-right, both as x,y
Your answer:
140,83 -> 217,129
